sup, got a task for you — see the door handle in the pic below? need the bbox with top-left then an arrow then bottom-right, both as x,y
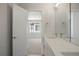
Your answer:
12,36 -> 17,39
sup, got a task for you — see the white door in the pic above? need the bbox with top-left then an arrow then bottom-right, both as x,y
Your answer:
12,5 -> 27,56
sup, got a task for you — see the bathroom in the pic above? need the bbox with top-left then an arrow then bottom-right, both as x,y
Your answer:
0,3 -> 79,56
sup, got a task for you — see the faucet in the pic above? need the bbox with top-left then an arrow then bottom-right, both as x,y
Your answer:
60,33 -> 63,38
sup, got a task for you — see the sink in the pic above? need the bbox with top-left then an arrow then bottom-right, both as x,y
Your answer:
62,52 -> 79,56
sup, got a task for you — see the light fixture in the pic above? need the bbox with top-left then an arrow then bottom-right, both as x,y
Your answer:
55,3 -> 61,8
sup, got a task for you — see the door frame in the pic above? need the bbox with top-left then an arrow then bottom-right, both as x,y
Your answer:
26,9 -> 45,55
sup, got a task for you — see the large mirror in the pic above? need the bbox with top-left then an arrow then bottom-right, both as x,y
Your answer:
55,3 -> 71,42
55,3 -> 79,46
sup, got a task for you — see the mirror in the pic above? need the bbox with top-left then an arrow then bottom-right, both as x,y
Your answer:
55,3 -> 71,42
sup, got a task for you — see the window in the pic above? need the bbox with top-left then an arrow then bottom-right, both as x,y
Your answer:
28,11 -> 41,33
34,23 -> 40,32
29,22 -> 41,33
71,12 -> 74,37
28,11 -> 41,20
30,23 -> 34,32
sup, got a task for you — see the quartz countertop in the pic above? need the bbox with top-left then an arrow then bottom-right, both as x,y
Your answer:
45,38 -> 79,56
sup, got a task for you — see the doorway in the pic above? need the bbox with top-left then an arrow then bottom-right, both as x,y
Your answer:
27,11 -> 42,55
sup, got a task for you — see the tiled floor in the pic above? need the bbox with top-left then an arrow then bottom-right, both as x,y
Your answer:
26,38 -> 55,56
27,38 -> 41,55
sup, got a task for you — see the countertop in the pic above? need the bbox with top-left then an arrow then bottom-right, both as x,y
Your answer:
45,37 -> 79,56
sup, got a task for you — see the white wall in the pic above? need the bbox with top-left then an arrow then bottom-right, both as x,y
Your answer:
0,4 -> 12,56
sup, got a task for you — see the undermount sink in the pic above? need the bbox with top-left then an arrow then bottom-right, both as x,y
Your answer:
62,52 -> 79,56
